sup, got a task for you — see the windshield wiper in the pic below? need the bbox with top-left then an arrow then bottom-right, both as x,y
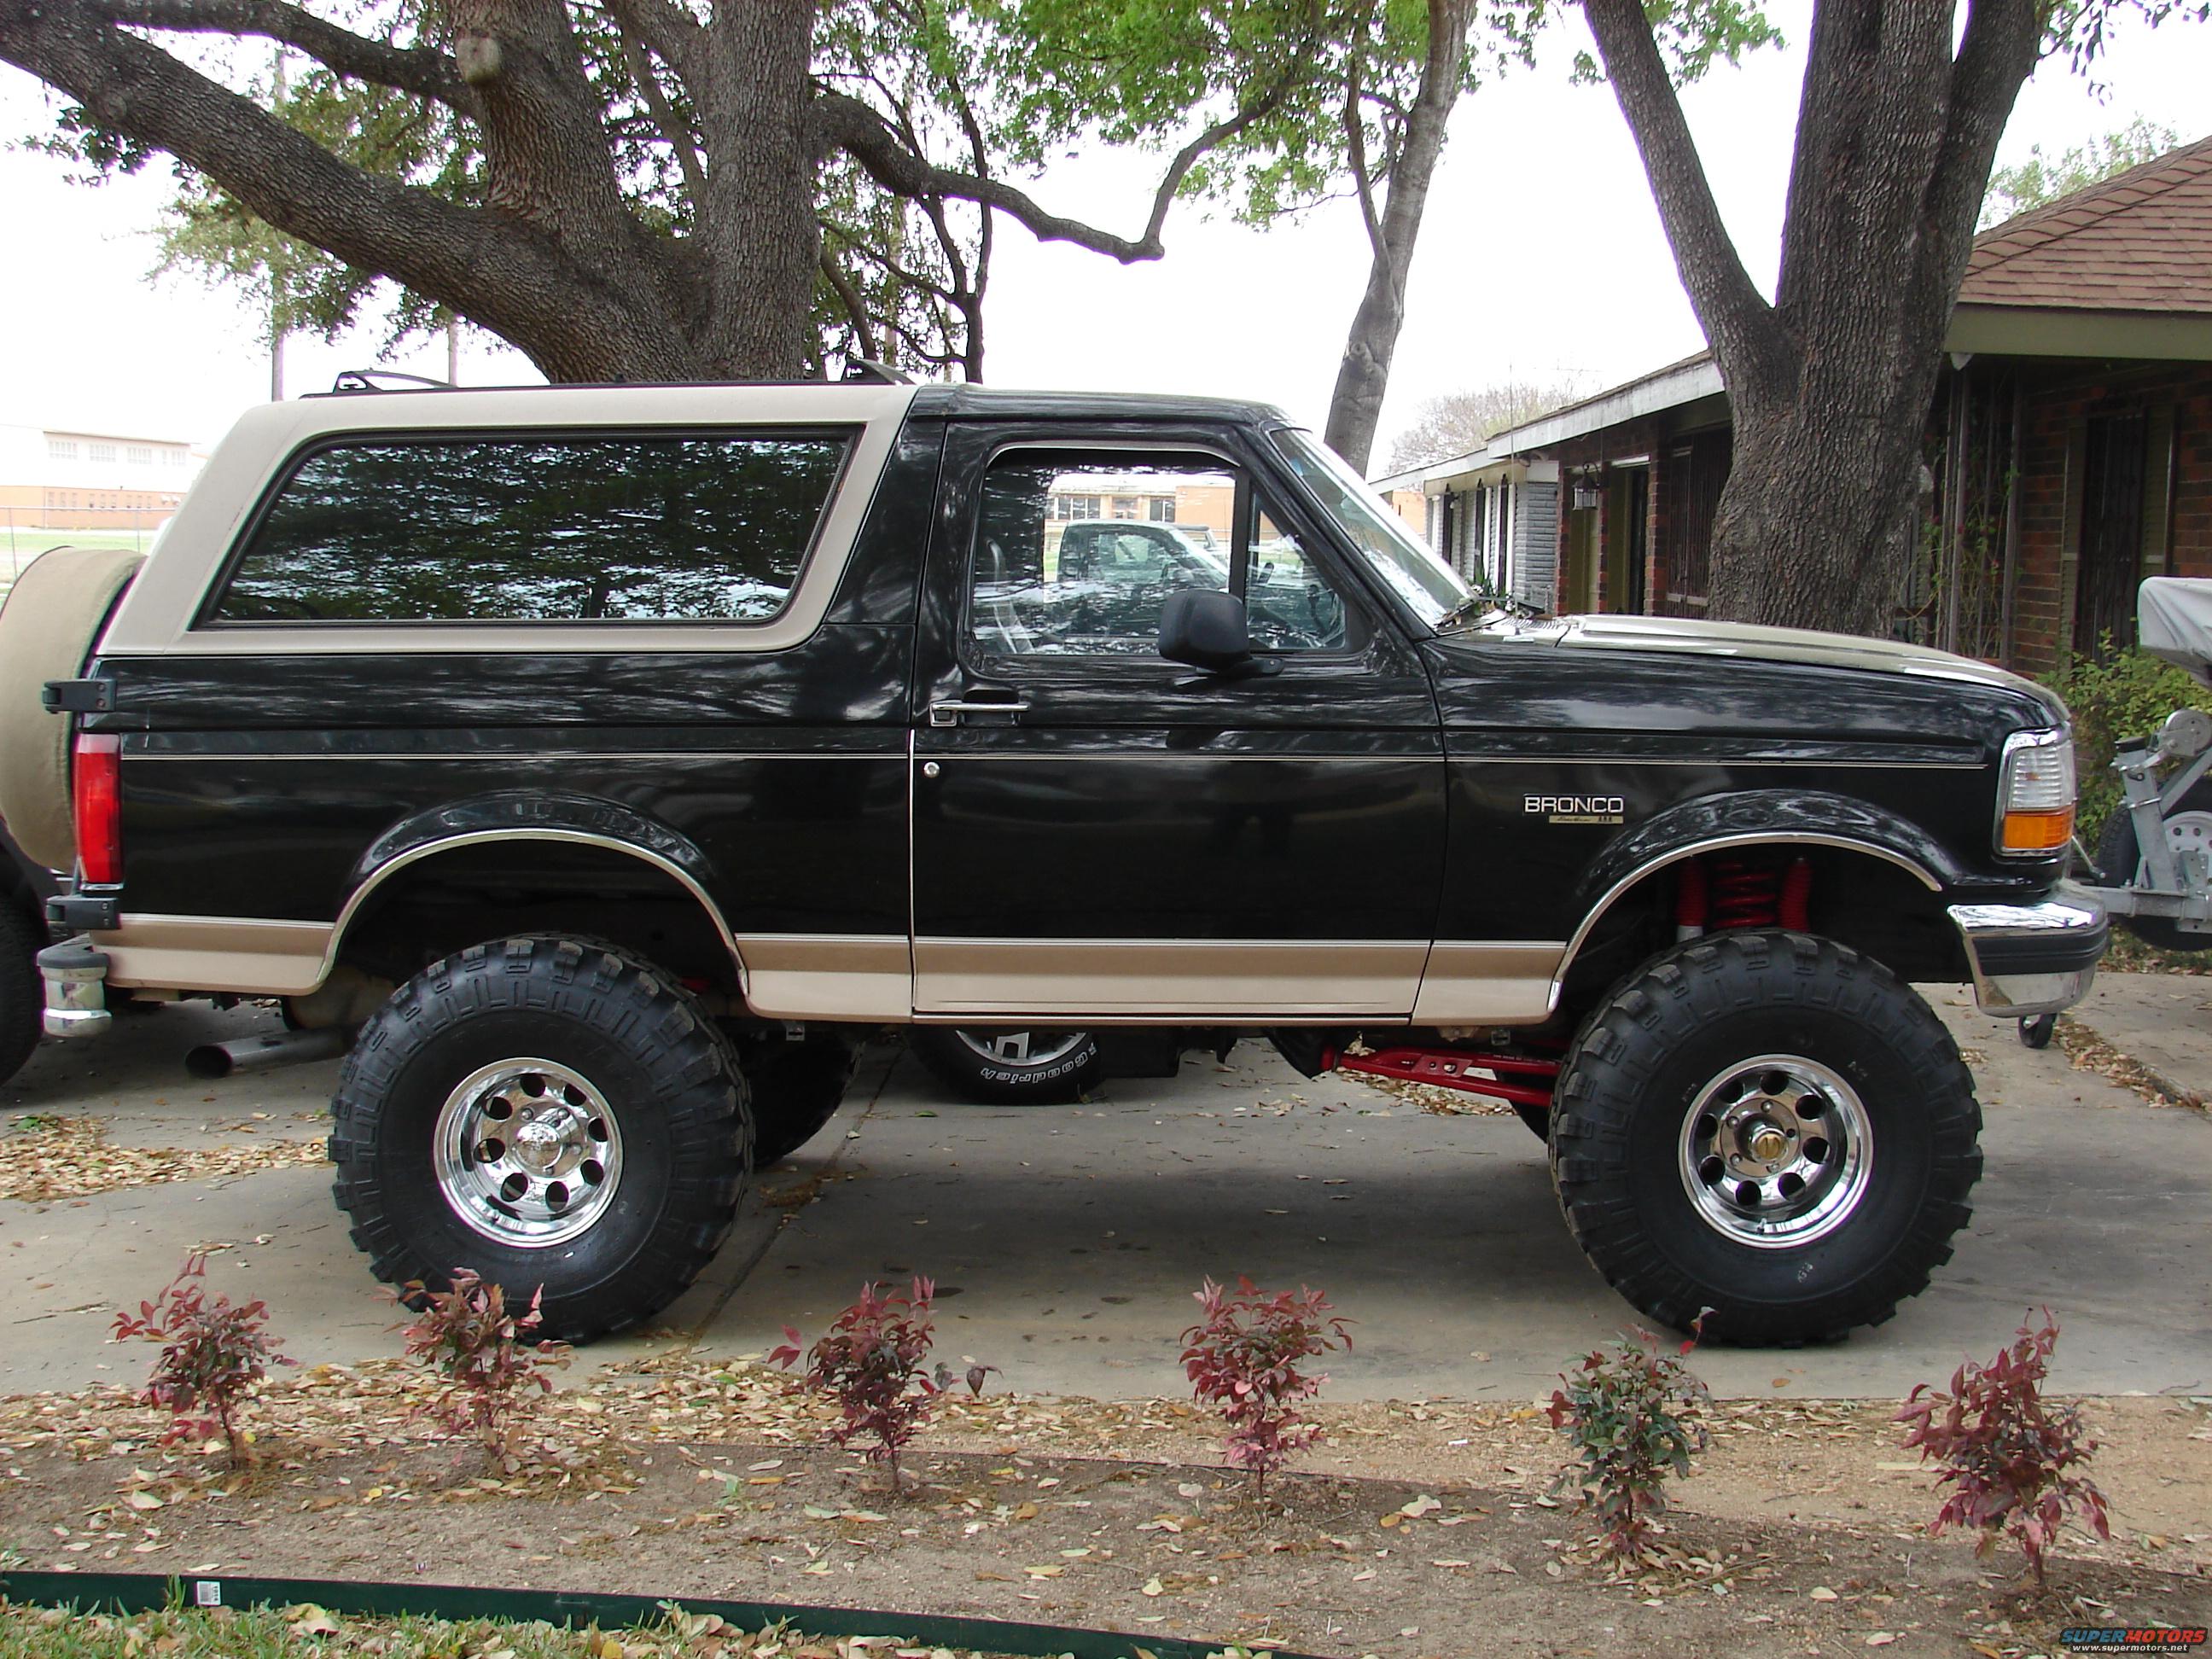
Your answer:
1436,591 -> 1546,634
1435,591 -> 1503,633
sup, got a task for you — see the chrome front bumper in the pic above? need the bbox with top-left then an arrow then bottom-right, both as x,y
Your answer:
1947,886 -> 2109,1017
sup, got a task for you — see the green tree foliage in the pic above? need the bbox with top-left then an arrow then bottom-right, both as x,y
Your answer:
1979,116 -> 2184,229
1,0 -> 1370,383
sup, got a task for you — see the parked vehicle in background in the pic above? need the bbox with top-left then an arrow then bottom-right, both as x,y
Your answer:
5,377 -> 2103,1346
910,1027 -> 1105,1103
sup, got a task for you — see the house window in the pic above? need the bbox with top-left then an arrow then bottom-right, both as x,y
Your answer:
164,449 -> 188,467
1148,497 -> 1176,522
126,445 -> 154,466
47,439 -> 77,463
2074,411 -> 2151,655
88,442 -> 118,464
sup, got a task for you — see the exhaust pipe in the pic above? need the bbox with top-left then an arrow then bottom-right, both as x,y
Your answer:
186,1027 -> 349,1080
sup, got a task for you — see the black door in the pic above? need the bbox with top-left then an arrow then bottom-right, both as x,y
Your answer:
909,422 -> 1447,1022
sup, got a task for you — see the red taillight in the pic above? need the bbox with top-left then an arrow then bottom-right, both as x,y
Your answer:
73,732 -> 122,885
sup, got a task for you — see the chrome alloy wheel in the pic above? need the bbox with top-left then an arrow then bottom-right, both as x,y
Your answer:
953,1029 -> 1091,1068
433,1058 -> 623,1247
1676,1054 -> 1872,1249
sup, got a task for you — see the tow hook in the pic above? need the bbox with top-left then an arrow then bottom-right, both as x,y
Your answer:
38,938 -> 113,1039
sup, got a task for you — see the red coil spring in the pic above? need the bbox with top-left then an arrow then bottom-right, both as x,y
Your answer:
1699,855 -> 1813,932
1709,858 -> 1781,928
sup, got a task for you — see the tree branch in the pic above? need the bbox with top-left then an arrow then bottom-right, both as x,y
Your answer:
1342,36 -> 1386,261
0,0 -> 692,380
614,21 -> 705,204
817,89 -> 1163,260
1580,0 -> 1782,381
91,0 -> 478,113
597,0 -> 698,72
817,245 -> 876,359
816,0 -> 1324,265
1923,0 -> 2040,284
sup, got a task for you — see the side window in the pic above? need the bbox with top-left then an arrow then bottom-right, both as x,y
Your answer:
968,451 -> 1354,660
1244,506 -> 1348,651
209,430 -> 850,625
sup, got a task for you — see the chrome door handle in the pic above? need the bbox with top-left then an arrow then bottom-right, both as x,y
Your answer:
928,698 -> 1027,727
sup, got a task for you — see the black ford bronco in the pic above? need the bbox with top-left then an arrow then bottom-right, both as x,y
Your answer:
1,380 -> 2105,1345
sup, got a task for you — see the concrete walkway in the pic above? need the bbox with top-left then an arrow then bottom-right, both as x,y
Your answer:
3,979 -> 2206,1402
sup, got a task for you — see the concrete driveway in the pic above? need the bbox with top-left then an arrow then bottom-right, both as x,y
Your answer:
4,979 -> 2207,1402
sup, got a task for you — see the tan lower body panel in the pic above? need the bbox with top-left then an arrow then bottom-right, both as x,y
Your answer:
733,934 -> 911,1022
913,938 -> 1428,1019
1412,941 -> 1569,1024
84,919 -> 1569,1028
96,915 -> 335,995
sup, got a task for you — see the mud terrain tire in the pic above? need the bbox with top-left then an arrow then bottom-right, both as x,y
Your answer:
329,935 -> 750,1342
1551,930 -> 1981,1345
0,894 -> 40,1085
734,1028 -> 859,1167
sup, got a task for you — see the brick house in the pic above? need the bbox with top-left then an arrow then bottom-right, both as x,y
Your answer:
1388,134 -> 2212,670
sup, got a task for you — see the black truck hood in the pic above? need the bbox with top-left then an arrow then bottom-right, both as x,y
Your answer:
1448,611 -> 2068,727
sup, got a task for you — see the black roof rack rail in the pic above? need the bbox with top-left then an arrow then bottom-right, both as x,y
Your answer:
328,369 -> 455,394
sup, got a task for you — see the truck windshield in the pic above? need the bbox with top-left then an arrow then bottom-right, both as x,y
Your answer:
1271,428 -> 1469,630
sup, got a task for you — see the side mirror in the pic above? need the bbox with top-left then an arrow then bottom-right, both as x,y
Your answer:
1159,588 -> 1278,678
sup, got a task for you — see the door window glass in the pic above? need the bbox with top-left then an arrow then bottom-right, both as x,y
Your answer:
968,451 -> 1352,659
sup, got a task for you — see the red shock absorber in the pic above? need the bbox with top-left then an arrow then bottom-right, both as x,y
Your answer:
1674,857 -> 1709,940
1778,855 -> 1813,932
1708,857 -> 1781,929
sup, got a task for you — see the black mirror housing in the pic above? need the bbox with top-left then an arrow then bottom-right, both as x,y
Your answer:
1159,588 -> 1275,677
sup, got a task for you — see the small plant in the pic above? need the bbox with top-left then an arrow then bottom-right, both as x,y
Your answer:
396,1269 -> 570,1464
1895,1311 -> 2109,1589
771,1276 -> 942,1490
1179,1276 -> 1352,1497
113,1252 -> 294,1466
1548,1321 -> 1710,1563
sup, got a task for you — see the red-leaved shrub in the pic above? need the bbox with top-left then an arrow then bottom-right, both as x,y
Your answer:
771,1277 -> 941,1490
1179,1276 -> 1352,1496
113,1252 -> 294,1466
1549,1321 -> 1710,1563
397,1270 -> 570,1465
1896,1312 -> 2110,1587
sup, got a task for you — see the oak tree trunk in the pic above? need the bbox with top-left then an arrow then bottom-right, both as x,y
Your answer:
1582,0 -> 2043,636
1324,0 -> 1472,474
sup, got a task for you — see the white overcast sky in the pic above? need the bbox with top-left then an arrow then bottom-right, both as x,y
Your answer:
0,3 -> 2207,460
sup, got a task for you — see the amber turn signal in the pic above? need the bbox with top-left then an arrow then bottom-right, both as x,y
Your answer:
2000,806 -> 2074,854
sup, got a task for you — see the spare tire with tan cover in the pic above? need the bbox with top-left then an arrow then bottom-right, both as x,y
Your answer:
0,545 -> 145,871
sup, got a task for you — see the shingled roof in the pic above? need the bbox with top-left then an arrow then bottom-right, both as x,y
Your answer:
1961,132 -> 2212,315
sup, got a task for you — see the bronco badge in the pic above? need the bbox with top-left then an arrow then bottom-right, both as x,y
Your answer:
1525,795 -> 1626,825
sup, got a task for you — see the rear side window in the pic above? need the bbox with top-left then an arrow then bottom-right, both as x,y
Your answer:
208,431 -> 850,625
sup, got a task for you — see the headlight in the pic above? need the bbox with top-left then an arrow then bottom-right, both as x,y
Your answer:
1995,728 -> 2075,856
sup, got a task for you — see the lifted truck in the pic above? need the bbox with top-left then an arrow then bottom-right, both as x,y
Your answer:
2,380 -> 2105,1344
